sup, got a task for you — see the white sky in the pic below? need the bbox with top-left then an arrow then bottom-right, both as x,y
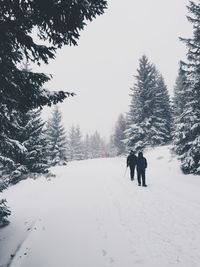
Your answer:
40,0 -> 192,138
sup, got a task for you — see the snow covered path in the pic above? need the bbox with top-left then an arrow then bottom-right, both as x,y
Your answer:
1,146 -> 200,267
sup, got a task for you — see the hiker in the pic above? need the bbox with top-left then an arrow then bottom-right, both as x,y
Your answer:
127,150 -> 137,181
137,151 -> 147,187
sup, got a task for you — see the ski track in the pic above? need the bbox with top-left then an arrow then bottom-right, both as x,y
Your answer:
0,146 -> 200,267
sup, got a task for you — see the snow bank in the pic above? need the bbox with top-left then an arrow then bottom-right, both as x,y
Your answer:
0,146 -> 200,267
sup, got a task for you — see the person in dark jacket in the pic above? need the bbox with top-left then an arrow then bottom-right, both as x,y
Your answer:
127,150 -> 137,181
137,151 -> 147,187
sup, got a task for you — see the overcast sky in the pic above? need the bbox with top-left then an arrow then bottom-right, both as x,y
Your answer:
41,0 -> 192,139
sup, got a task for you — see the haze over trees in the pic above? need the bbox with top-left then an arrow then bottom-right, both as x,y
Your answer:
112,114 -> 127,156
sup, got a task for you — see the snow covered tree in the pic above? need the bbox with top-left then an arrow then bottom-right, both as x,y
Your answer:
0,199 -> 11,227
172,66 -> 189,118
82,131 -> 108,159
113,114 -> 127,155
0,109 -> 48,184
82,134 -> 91,159
89,131 -> 106,158
173,69 -> 193,172
68,126 -> 84,161
107,135 -> 118,157
150,73 -> 172,145
17,109 -> 48,174
0,108 -> 23,176
68,126 -> 76,161
173,1 -> 200,174
125,55 -> 157,151
74,126 -> 84,160
0,167 -> 10,227
46,106 -> 68,166
125,55 -> 172,151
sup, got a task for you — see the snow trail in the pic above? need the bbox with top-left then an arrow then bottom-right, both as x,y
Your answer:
1,146 -> 200,267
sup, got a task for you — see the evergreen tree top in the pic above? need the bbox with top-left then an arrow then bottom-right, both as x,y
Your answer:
180,1 -> 200,71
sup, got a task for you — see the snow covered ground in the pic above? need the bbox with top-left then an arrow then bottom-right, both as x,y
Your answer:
1,146 -> 200,267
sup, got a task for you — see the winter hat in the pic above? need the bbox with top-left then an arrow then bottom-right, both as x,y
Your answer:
138,151 -> 143,157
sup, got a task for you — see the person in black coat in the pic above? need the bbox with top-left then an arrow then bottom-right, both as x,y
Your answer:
137,151 -> 147,187
127,150 -> 137,181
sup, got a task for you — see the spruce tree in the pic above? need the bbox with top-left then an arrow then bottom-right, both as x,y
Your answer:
46,106 -> 68,166
173,67 -> 191,158
108,135 -> 118,157
73,126 -> 84,160
150,73 -> 172,145
83,134 -> 91,159
0,199 -> 11,227
173,66 -> 188,118
68,125 -> 76,161
0,158 -> 11,226
0,109 -> 48,183
125,55 -> 172,151
113,114 -> 127,155
82,132 -> 107,159
0,109 -> 24,176
89,131 -> 106,158
19,109 -> 48,174
173,1 -> 200,174
126,55 -> 157,151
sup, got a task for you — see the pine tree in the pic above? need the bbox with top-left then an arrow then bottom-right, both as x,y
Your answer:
70,126 -> 84,161
0,109 -> 48,184
83,134 -> 91,159
173,66 -> 188,118
89,131 -> 106,158
82,132 -> 107,159
125,55 -> 172,151
173,1 -> 200,174
150,73 -> 172,145
173,67 -> 191,159
113,114 -> 127,155
0,108 -> 24,176
0,163 -> 11,227
46,107 -> 68,166
0,199 -> 11,227
108,135 -> 118,157
18,109 -> 48,174
68,126 -> 76,161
